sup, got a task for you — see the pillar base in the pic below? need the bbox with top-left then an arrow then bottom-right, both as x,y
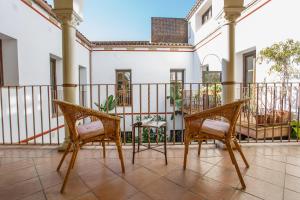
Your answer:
215,140 -> 237,150
57,138 -> 71,152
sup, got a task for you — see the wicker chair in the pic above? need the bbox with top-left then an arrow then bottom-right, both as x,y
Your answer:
53,100 -> 125,193
183,99 -> 250,189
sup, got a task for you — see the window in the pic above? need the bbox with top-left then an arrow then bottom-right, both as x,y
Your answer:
170,69 -> 184,105
202,66 -> 222,83
243,51 -> 256,87
116,70 -> 132,106
202,6 -> 212,25
50,58 -> 59,115
79,66 -> 87,106
0,40 -> 3,86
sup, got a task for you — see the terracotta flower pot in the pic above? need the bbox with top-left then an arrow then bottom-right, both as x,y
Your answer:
255,114 -> 266,125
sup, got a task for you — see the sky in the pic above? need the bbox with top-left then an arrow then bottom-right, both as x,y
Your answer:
47,0 -> 195,41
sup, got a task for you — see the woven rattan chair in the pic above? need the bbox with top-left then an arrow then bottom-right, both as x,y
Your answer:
53,100 -> 125,193
183,99 -> 250,189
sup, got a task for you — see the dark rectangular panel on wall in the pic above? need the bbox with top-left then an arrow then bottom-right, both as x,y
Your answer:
151,17 -> 188,43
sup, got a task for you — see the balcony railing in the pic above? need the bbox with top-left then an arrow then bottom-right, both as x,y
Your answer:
0,83 -> 299,145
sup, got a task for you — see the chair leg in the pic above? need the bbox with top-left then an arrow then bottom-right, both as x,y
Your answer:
233,140 -> 249,168
183,139 -> 189,170
198,140 -> 202,156
60,144 -> 79,193
225,141 -> 246,190
116,140 -> 125,173
71,144 -> 80,169
102,141 -> 106,158
57,142 -> 72,171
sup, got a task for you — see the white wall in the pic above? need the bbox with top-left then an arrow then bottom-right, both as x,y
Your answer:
188,0 -> 300,83
91,50 -> 193,131
0,0 -> 91,144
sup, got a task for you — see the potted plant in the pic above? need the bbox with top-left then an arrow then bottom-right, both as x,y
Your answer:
94,95 -> 117,113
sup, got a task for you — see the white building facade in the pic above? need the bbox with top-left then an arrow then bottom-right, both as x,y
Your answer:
0,0 -> 299,144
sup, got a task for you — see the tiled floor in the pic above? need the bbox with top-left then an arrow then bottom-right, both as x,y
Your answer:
1,144 -> 300,200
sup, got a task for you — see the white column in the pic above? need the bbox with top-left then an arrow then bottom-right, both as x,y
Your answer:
222,1 -> 244,104
222,18 -> 237,104
53,10 -> 82,150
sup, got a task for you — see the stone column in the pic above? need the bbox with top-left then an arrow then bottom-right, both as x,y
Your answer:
222,1 -> 244,104
53,9 -> 82,150
222,17 -> 238,103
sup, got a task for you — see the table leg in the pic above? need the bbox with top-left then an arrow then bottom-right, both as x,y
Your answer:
147,127 -> 150,149
138,126 -> 141,152
164,127 -> 168,165
132,126 -> 135,164
155,128 -> 158,144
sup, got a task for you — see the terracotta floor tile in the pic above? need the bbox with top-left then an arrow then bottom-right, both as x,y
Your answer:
164,168 -> 202,188
252,156 -> 286,172
74,192 -> 99,200
284,189 -> 300,200
140,178 -> 193,200
45,176 -> 90,200
123,167 -> 161,190
230,191 -> 261,200
143,159 -> 181,176
127,192 -> 153,200
284,174 -> 300,193
243,176 -> 283,200
286,156 -> 300,166
102,158 -> 141,175
246,164 -> 285,187
184,159 -> 214,175
0,159 -> 34,176
200,156 -> 223,165
92,177 -> 138,200
189,177 -> 236,200
286,164 -> 300,178
264,155 -> 287,163
0,178 -> 42,200
205,165 -> 247,188
21,191 -> 46,200
79,165 -> 118,189
0,166 -> 37,187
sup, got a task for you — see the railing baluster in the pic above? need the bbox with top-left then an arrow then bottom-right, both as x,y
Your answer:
47,86 -> 52,145
164,83 -> 167,143
39,86 -> 44,144
24,87 -> 28,144
0,87 -> 4,144
288,83 -> 292,142
297,83 -> 300,142
8,86 -> 12,144
16,86 -> 20,144
255,83 -> 259,143
32,86 -> 36,144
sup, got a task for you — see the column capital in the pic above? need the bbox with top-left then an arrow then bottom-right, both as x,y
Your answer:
224,7 -> 244,23
53,9 -> 82,27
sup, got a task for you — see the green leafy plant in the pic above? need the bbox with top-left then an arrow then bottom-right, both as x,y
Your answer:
290,120 -> 300,139
135,115 -> 166,143
258,39 -> 300,86
94,95 -> 117,112
167,83 -> 183,120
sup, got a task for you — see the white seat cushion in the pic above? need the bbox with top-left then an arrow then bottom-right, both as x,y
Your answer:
77,121 -> 104,140
201,119 -> 230,137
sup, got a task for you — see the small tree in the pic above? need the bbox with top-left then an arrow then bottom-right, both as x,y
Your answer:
258,39 -> 300,86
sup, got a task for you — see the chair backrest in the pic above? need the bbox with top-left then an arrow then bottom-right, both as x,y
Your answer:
185,99 -> 249,139
222,99 -> 248,139
53,100 -> 92,142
